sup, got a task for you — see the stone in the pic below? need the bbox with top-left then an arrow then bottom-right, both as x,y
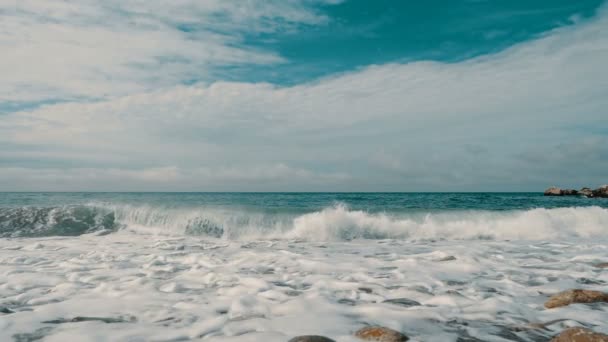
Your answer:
595,262 -> 608,268
289,336 -> 336,342
561,189 -> 578,196
545,289 -> 608,309
580,188 -> 594,197
354,326 -> 409,341
438,255 -> 457,261
544,187 -> 562,196
592,185 -> 608,198
551,327 -> 608,342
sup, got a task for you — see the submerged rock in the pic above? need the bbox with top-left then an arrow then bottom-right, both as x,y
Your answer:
354,326 -> 409,341
289,336 -> 336,342
545,289 -> 608,309
544,187 -> 562,196
551,327 -> 608,342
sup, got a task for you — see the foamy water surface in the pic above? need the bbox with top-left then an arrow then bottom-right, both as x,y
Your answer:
1,193 -> 607,341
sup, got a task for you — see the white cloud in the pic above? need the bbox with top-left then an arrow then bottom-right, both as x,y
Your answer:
0,0 -> 337,103
0,165 -> 350,191
0,4 -> 607,190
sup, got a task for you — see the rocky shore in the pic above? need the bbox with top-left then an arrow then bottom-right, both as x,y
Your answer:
544,185 -> 608,198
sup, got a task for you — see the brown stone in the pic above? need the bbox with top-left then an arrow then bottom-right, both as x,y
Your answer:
595,262 -> 608,268
289,336 -> 336,342
354,326 -> 409,341
544,187 -> 562,196
551,327 -> 608,342
545,289 -> 608,309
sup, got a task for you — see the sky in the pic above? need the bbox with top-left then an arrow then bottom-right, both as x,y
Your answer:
0,0 -> 607,191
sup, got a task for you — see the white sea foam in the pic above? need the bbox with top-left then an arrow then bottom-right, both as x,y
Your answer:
1,229 -> 607,341
285,205 -> 608,241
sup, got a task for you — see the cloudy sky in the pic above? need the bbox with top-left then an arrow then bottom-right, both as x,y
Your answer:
1,0 -> 607,191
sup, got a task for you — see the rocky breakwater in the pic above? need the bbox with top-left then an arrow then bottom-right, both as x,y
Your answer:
544,185 -> 608,198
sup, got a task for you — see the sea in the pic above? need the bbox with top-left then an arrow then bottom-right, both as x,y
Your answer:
1,192 -> 607,341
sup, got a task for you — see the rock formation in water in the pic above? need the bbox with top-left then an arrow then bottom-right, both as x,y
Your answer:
544,185 -> 608,198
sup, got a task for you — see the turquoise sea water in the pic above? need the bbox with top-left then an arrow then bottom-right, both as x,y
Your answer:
1,192 -> 607,238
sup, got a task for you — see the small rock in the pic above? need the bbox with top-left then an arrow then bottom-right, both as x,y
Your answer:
289,336 -> 336,342
355,326 -> 409,341
383,298 -> 421,307
595,262 -> 608,268
551,327 -> 608,342
544,187 -> 562,196
545,289 -> 608,309
438,255 -> 457,261
561,189 -> 578,196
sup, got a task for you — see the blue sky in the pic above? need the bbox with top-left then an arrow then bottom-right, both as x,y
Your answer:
0,0 -> 607,191
236,0 -> 604,84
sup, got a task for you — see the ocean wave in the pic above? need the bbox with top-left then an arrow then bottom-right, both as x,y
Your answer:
0,206 -> 117,238
1,203 -> 607,241
286,204 -> 608,241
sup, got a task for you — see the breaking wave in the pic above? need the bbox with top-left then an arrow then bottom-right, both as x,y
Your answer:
1,204 -> 607,241
0,206 -> 117,238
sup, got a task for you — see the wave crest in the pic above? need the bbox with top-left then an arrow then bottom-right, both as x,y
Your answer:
0,206 -> 116,238
286,204 -> 608,241
2,203 -> 607,241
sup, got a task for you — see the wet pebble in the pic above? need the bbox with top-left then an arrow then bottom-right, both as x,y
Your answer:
545,289 -> 608,309
551,327 -> 608,342
354,326 -> 409,341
